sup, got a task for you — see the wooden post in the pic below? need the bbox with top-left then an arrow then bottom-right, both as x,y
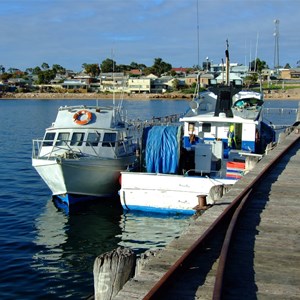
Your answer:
135,249 -> 161,276
93,247 -> 136,300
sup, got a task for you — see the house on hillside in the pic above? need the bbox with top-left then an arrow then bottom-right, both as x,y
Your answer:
280,68 -> 300,79
171,67 -> 189,76
185,74 -> 198,86
61,74 -> 101,91
198,72 -> 214,87
127,69 -> 143,76
231,65 -> 249,80
100,72 -> 127,92
151,78 -> 170,93
215,72 -> 243,85
127,78 -> 151,93
61,79 -> 89,90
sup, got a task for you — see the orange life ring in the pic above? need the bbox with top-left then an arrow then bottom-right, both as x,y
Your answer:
73,110 -> 92,125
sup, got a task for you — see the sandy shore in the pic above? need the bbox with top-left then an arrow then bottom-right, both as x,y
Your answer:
1,88 -> 300,101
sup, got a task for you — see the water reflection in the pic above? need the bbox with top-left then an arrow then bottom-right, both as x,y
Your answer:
118,211 -> 190,254
34,199 -> 190,269
33,198 -> 122,273
33,200 -> 68,271
32,199 -> 190,297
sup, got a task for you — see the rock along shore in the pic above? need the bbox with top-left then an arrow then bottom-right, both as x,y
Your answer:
1,88 -> 300,101
0,92 -> 193,100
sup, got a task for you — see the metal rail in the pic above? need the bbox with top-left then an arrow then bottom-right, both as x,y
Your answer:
143,127 -> 300,300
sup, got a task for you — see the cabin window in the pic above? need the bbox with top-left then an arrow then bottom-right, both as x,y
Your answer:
102,132 -> 116,147
55,132 -> 70,146
43,132 -> 56,146
87,132 -> 100,147
202,123 -> 211,132
70,132 -> 84,146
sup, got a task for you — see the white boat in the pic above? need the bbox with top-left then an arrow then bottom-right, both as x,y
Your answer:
119,45 -> 275,215
32,104 -> 139,205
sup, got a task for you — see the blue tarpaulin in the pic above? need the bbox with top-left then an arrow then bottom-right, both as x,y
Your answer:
143,126 -> 180,174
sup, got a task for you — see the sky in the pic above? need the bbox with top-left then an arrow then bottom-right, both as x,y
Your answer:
0,0 -> 299,72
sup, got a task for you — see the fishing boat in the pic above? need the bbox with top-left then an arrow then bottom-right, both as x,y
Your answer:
119,44 -> 275,215
32,104 -> 139,206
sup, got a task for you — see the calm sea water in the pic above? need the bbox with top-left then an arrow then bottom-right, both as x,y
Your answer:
0,98 -> 299,299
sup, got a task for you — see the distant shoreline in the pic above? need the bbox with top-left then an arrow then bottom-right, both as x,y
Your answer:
0,92 -> 191,101
1,89 -> 300,101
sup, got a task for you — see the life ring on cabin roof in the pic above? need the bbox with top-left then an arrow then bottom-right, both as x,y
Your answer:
73,110 -> 92,125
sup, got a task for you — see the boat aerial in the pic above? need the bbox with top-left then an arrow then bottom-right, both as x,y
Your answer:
32,104 -> 139,206
119,42 -> 275,215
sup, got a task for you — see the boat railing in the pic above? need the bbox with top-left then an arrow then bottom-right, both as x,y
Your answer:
129,113 -> 183,129
32,139 -> 84,159
183,169 -> 224,178
32,136 -> 137,160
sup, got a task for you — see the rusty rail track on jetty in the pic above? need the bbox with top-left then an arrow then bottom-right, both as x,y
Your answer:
142,126 -> 300,300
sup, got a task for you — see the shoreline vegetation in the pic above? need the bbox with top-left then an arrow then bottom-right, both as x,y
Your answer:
1,88 -> 300,101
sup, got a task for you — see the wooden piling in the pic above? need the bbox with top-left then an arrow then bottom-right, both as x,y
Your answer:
93,247 -> 136,300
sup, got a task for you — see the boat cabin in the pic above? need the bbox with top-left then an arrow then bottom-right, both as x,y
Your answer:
180,116 -> 260,176
39,129 -> 132,159
34,105 -> 136,160
182,117 -> 258,152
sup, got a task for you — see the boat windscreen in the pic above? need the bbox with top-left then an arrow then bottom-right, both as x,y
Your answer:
42,132 -> 55,146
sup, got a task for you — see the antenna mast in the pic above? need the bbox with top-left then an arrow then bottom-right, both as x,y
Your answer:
254,32 -> 259,72
225,39 -> 230,85
273,19 -> 280,73
196,0 -> 200,69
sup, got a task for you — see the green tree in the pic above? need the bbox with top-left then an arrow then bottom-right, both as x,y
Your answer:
151,58 -> 172,77
33,66 -> 42,75
7,68 -> 18,73
25,68 -> 33,74
41,62 -> 50,70
100,59 -> 116,73
130,62 -> 139,69
244,73 -> 258,88
138,64 -> 147,71
172,78 -> 180,90
0,72 -> 12,81
250,58 -> 267,73
52,64 -> 66,74
37,69 -> 56,84
143,67 -> 154,76
82,63 -> 100,77
118,64 -> 131,72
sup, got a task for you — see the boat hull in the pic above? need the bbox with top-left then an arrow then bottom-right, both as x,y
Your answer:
119,172 -> 236,214
33,155 -> 136,204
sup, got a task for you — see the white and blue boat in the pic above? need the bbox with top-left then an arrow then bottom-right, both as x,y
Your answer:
32,104 -> 139,206
119,47 -> 275,215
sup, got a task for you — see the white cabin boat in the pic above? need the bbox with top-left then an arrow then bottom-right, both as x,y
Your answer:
119,43 -> 275,215
32,105 -> 139,205
119,84 -> 273,214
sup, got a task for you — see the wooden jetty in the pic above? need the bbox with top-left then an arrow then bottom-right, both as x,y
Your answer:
93,125 -> 300,299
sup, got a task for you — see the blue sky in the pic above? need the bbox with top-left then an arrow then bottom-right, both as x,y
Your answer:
0,0 -> 299,71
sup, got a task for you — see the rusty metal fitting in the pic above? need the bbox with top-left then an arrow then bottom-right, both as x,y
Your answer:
193,194 -> 211,212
